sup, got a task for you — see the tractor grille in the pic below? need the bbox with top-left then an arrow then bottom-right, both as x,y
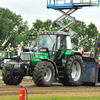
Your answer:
20,52 -> 31,61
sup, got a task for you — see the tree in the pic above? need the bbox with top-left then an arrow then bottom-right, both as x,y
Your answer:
72,21 -> 99,51
0,7 -> 30,55
84,23 -> 99,51
31,19 -> 53,31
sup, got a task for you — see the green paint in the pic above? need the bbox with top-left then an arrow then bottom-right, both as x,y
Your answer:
23,52 -> 49,66
30,52 -> 49,66
12,56 -> 17,58
35,52 -> 49,59
30,52 -> 41,66
65,50 -> 72,55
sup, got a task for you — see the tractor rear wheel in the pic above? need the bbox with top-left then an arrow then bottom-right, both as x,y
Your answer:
33,61 -> 55,87
62,55 -> 84,86
2,67 -> 23,85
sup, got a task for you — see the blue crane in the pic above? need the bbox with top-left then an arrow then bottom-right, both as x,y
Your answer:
47,0 -> 100,39
47,0 -> 100,9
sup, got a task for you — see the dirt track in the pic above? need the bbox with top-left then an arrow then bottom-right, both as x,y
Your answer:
0,79 -> 100,98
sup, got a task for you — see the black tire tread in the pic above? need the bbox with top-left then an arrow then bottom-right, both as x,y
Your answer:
2,67 -> 23,85
62,55 -> 84,86
33,61 -> 55,87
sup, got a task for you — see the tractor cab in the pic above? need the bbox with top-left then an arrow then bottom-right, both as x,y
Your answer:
28,31 -> 72,66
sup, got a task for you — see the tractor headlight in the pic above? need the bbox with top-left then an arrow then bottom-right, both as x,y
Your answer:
23,61 -> 30,65
26,61 -> 30,65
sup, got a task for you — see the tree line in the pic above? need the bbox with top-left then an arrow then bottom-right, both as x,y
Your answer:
0,7 -> 99,55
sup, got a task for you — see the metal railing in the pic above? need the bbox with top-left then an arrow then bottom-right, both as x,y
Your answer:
47,0 -> 100,6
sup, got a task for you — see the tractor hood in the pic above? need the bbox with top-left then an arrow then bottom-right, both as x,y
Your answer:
20,52 -> 49,66
34,52 -> 49,59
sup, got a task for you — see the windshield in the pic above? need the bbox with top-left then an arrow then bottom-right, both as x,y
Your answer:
0,52 -> 4,57
30,35 -> 56,51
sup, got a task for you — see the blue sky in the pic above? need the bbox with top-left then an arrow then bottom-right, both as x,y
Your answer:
1,0 -> 100,32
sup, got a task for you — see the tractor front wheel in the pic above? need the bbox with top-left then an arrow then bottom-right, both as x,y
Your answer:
33,61 -> 55,87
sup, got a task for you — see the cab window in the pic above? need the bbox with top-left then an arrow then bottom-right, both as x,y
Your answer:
57,35 -> 66,50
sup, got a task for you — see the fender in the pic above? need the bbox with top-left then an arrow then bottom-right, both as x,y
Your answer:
70,51 -> 95,62
70,51 -> 82,56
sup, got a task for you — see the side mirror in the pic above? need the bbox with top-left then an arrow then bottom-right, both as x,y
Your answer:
29,42 -> 32,47
31,41 -> 37,47
29,41 -> 37,51
26,36 -> 29,43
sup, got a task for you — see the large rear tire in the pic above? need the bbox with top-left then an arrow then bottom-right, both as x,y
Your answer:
62,55 -> 84,86
33,61 -> 55,87
2,67 -> 23,85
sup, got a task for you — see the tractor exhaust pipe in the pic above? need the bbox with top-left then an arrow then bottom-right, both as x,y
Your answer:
94,38 -> 100,60
37,31 -> 39,52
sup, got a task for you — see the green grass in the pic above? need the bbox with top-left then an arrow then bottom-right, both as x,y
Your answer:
1,97 -> 100,100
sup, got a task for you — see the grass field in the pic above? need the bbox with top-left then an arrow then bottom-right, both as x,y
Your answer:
1,97 -> 100,100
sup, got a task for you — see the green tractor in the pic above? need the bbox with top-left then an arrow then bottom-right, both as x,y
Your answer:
2,31 -> 84,86
0,51 -> 15,69
0,51 -> 13,59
